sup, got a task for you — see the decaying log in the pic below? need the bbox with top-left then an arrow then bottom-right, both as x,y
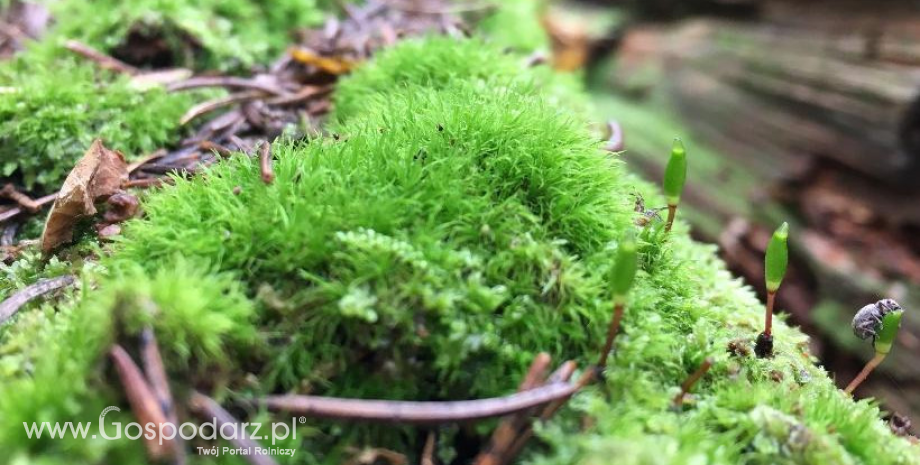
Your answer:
663,20 -> 920,188
607,10 -> 920,422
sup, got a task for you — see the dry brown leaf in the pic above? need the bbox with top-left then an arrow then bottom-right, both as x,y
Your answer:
41,139 -> 127,252
289,47 -> 357,75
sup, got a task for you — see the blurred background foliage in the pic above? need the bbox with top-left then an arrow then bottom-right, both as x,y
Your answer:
545,0 -> 920,423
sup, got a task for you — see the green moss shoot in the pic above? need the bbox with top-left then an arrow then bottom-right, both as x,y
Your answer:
0,59 -> 204,191
33,0 -> 323,71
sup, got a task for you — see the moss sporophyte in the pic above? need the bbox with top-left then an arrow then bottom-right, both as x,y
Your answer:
663,139 -> 687,232
845,299 -> 905,394
755,221 -> 789,358
597,229 -> 637,369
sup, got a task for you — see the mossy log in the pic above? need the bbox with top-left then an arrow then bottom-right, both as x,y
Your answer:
605,14 -> 920,423
1,36 -> 918,464
1,0 -> 919,462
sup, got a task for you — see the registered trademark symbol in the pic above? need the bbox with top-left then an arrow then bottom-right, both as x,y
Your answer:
299,416 -> 307,424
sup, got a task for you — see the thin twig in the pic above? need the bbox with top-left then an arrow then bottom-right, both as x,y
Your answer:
199,140 -> 234,158
168,76 -> 289,96
259,141 -> 274,185
188,392 -> 280,465
474,354 -> 551,465
0,193 -> 56,223
265,85 -> 331,106
503,366 -> 592,462
518,353 -> 552,391
1,183 -> 42,212
127,149 -> 167,174
123,178 -> 172,189
140,319 -> 186,465
179,91 -> 264,125
673,358 -> 714,407
64,40 -> 139,75
421,431 -> 437,465
0,275 -> 75,323
228,135 -> 254,154
110,345 -> 173,460
260,381 -> 580,424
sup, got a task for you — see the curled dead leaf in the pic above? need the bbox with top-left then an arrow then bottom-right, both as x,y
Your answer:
289,47 -> 357,75
41,139 -> 127,252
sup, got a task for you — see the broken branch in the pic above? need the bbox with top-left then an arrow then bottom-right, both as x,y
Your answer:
0,193 -> 55,223
260,380 -> 580,424
1,183 -> 42,212
0,275 -> 75,323
109,345 -> 173,460
259,141 -> 274,185
188,391 -> 280,465
64,40 -> 139,75
673,357 -> 714,407
168,76 -> 289,96
179,91 -> 264,125
474,353 -> 552,465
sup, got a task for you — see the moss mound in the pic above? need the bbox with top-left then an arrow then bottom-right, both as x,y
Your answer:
1,36 -> 916,465
0,59 -> 200,190
0,0 -> 325,192
34,0 -> 322,71
334,37 -> 588,122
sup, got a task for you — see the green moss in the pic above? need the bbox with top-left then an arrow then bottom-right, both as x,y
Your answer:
0,59 -> 202,191
477,0 -> 549,52
113,79 -> 628,402
34,0 -> 322,71
1,36 -> 916,465
528,235 -> 918,465
0,258 -> 257,463
333,37 -> 588,122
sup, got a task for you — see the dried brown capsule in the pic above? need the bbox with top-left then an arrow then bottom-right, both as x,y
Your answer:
727,339 -> 751,358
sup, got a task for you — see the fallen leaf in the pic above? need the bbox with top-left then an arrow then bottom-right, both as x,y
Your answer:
289,47 -> 356,75
41,139 -> 127,252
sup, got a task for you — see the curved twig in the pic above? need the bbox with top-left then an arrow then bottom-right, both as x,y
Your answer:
259,141 -> 274,184
64,40 -> 138,75
259,380 -> 580,424
0,193 -> 56,223
179,91 -> 264,125
188,391 -> 280,465
265,85 -> 331,106
110,344 -> 174,460
0,275 -> 75,323
168,77 -> 289,96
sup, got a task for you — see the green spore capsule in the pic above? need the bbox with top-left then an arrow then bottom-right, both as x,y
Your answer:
610,230 -> 638,304
663,139 -> 687,206
845,299 -> 905,394
764,222 -> 789,293
872,306 -> 904,355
